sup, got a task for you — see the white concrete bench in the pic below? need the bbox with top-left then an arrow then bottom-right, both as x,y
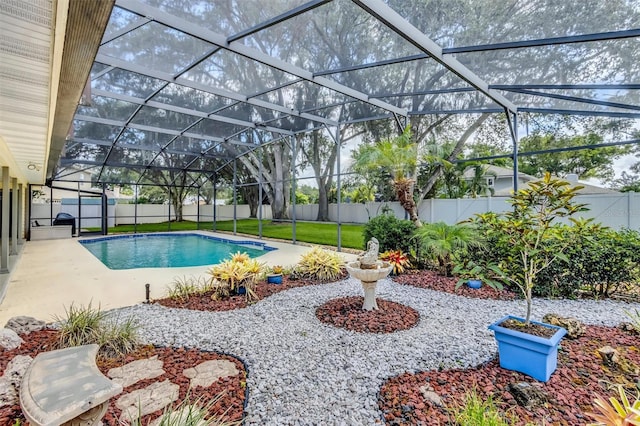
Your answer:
30,225 -> 73,241
20,344 -> 123,426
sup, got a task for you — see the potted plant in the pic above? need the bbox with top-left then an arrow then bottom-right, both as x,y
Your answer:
452,260 -> 503,290
482,173 -> 587,381
267,265 -> 284,284
208,252 -> 264,302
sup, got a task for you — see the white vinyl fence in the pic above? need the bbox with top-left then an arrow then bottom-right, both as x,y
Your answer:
289,192 -> 640,230
31,192 -> 640,231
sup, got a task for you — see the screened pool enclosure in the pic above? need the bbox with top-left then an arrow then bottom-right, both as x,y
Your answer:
45,0 -> 640,247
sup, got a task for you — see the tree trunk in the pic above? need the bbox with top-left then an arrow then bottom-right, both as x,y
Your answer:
298,131 -> 337,222
394,178 -> 422,227
316,182 -> 330,221
173,199 -> 183,222
525,288 -> 532,325
241,186 -> 259,218
235,144 -> 290,221
270,143 -> 290,220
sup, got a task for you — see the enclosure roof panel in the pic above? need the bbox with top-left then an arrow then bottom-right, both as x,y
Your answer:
57,0 -> 640,184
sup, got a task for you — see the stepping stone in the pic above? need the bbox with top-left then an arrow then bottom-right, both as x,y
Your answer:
108,355 -> 165,388
183,359 -> 239,388
116,379 -> 179,423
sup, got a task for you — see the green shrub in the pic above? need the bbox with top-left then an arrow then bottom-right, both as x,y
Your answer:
363,213 -> 415,253
468,210 -> 640,299
295,246 -> 344,281
537,224 -> 640,298
97,315 -> 139,358
54,302 -> 139,358
462,213 -> 511,268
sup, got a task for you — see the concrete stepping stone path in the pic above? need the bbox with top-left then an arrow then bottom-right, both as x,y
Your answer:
183,359 -> 239,388
108,355 -> 165,388
116,379 -> 179,423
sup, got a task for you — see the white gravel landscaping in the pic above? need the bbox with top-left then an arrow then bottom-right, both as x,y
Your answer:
112,277 -> 640,425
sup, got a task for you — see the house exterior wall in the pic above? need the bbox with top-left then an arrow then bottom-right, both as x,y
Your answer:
492,176 -> 513,194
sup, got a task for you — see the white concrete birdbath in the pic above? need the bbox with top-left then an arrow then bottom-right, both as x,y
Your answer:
346,260 -> 393,310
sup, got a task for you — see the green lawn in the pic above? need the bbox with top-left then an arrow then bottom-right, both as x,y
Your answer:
102,219 -> 365,249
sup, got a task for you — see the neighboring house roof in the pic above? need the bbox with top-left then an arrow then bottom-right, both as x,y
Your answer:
493,173 -> 619,197
462,165 -> 536,181
462,165 -> 620,197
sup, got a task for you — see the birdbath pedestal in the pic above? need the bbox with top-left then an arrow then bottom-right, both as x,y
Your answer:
346,260 -> 393,310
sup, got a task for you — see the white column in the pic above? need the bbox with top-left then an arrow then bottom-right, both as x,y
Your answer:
18,183 -> 25,244
1,167 -> 9,273
10,177 -> 18,254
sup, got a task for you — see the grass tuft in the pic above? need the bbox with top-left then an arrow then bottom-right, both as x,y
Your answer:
54,302 -> 140,358
449,388 -> 517,426
166,275 -> 212,301
129,390 -> 240,426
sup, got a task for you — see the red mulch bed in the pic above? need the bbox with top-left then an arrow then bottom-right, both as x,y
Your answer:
3,271 -> 635,425
393,269 -> 517,300
0,330 -> 246,425
156,274 -> 346,311
316,296 -> 420,333
379,324 -> 640,425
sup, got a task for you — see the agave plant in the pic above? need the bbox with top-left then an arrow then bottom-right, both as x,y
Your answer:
587,385 -> 640,426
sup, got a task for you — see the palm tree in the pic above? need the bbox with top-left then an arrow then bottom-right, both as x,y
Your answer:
414,221 -> 484,275
465,164 -> 495,198
352,126 -> 422,226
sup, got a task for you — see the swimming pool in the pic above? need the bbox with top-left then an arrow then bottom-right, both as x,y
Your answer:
79,233 -> 276,270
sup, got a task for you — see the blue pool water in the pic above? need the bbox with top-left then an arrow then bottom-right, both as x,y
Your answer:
79,233 -> 276,270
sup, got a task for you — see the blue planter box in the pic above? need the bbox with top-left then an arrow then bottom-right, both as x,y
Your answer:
488,315 -> 567,382
267,274 -> 283,284
467,279 -> 482,289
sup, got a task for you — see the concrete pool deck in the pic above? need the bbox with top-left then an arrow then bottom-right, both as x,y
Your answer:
0,231 -> 357,325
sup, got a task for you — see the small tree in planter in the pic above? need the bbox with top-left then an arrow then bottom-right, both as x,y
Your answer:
491,172 -> 587,325
483,173 -> 588,381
